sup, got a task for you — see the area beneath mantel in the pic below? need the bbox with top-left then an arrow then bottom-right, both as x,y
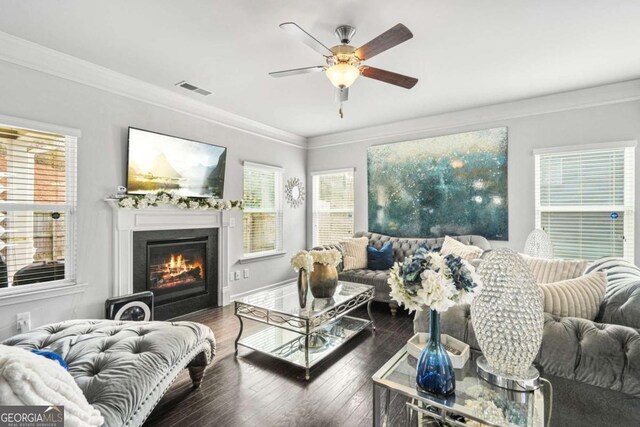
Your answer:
106,199 -> 230,307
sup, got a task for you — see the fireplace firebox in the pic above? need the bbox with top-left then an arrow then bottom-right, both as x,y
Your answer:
132,228 -> 218,320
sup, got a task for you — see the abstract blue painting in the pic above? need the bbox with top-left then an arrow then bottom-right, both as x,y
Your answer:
367,127 -> 508,240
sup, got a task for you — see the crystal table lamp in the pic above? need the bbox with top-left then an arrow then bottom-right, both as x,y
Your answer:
471,248 -> 544,391
523,228 -> 554,259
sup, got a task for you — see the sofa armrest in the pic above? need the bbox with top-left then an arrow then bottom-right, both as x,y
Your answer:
540,315 -> 640,396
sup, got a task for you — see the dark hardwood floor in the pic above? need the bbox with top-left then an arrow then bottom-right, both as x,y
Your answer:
144,302 -> 415,427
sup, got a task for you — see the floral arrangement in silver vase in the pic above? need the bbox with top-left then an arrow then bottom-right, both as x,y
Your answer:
291,251 -> 314,309
307,249 -> 342,299
116,190 -> 244,211
388,246 -> 482,397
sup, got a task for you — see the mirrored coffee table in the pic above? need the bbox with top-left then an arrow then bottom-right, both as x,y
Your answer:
372,347 -> 546,427
234,280 -> 375,380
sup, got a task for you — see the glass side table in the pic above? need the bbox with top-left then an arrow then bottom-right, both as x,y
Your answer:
234,280 -> 375,380
372,347 -> 546,427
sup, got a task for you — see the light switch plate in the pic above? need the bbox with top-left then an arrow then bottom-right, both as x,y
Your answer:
243,268 -> 249,279
234,271 -> 241,281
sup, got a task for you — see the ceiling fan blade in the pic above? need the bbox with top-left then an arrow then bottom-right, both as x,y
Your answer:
360,66 -> 418,89
355,23 -> 413,60
279,22 -> 334,57
269,66 -> 325,78
335,87 -> 349,103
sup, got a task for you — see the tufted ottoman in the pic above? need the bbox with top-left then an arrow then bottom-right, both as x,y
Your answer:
2,319 -> 215,427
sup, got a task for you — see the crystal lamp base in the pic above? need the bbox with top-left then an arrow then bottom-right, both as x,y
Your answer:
476,356 -> 541,392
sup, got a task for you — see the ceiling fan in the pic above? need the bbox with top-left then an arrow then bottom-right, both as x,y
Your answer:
269,22 -> 418,117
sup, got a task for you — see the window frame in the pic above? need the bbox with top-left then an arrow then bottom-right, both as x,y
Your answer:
534,141 -> 635,262
311,168 -> 355,247
241,161 -> 284,260
0,115 -> 79,294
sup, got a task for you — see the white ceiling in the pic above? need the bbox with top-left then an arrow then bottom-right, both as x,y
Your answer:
1,0 -> 640,138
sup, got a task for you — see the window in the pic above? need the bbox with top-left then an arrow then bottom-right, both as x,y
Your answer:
534,142 -> 635,262
243,162 -> 283,257
0,123 -> 77,289
312,169 -> 354,246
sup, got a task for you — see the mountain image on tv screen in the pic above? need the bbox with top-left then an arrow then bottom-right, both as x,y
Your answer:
127,128 -> 227,198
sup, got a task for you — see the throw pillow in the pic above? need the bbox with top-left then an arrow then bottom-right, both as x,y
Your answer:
439,236 -> 484,261
367,242 -> 394,270
538,271 -> 607,320
520,254 -> 591,284
340,237 -> 368,270
0,344 -> 104,427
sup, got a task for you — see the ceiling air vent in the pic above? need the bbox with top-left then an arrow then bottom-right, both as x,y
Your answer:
175,80 -> 213,96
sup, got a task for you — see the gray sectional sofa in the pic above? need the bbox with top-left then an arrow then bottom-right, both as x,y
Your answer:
335,231 -> 492,315
414,256 -> 640,426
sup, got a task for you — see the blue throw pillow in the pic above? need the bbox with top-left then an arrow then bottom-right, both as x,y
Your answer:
367,242 -> 394,270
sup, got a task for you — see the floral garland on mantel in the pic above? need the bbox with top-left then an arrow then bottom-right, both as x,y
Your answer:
116,190 -> 244,211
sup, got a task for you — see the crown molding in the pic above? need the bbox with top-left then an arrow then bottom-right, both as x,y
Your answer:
0,31 -> 307,149
308,79 -> 640,149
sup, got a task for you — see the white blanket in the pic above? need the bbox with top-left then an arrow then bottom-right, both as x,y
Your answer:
0,344 -> 103,427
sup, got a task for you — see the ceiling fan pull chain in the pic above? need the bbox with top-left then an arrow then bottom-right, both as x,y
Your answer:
339,103 -> 344,119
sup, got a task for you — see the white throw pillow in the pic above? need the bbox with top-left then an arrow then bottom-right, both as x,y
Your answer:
520,253 -> 590,284
439,236 -> 484,261
340,237 -> 369,270
0,345 -> 104,427
538,271 -> 607,320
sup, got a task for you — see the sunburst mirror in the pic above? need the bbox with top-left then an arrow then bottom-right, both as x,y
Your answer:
285,177 -> 305,208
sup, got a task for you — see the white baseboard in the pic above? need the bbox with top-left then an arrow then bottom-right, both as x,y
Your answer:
229,277 -> 295,303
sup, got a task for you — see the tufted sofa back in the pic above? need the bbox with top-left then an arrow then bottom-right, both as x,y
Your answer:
354,231 -> 491,263
585,257 -> 640,330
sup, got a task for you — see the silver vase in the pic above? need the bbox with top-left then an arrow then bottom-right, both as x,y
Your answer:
297,269 -> 309,308
308,263 -> 338,298
471,248 -> 544,388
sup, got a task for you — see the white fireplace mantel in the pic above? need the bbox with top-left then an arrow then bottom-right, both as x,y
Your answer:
107,200 -> 230,306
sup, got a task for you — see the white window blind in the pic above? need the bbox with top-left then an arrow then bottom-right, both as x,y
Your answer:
312,169 -> 354,246
534,143 -> 635,262
243,162 -> 283,256
0,124 -> 77,289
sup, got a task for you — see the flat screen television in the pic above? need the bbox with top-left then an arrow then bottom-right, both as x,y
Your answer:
127,127 -> 227,198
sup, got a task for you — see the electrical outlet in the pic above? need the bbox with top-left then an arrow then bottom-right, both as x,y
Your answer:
243,268 -> 249,279
229,272 -> 235,282
234,271 -> 241,281
17,312 -> 30,333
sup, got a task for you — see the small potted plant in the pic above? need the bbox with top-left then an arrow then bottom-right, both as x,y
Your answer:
291,251 -> 314,308
388,246 -> 482,397
308,249 -> 342,298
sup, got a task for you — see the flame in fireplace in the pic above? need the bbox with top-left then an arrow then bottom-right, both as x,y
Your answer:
164,254 -> 203,280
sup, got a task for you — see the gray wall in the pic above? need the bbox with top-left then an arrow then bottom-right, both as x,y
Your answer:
0,60 -> 305,338
307,101 -> 640,263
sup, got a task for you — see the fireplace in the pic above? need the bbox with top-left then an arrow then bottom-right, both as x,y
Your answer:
132,228 -> 218,320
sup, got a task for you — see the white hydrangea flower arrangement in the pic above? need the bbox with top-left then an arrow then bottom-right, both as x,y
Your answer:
290,251 -> 314,273
388,246 -> 482,313
309,249 -> 342,267
116,190 -> 244,211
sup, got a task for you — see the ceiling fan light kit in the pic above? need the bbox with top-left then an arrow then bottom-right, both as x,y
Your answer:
270,22 -> 418,117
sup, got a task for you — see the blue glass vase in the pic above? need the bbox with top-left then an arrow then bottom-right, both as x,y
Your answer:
416,309 -> 455,396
